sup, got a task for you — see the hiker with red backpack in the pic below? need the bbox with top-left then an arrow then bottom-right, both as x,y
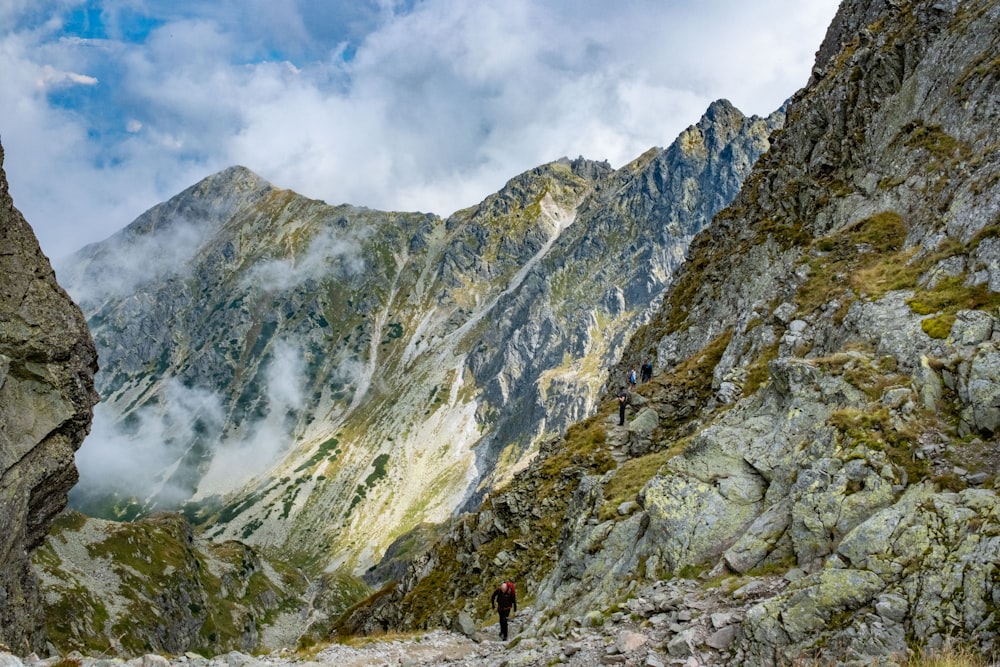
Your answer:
490,580 -> 517,640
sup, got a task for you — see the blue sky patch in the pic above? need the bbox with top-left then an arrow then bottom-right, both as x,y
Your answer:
61,2 -> 164,44
63,2 -> 108,40
115,10 -> 166,43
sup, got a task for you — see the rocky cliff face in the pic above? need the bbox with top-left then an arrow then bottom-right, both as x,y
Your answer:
344,0 -> 1000,664
56,100 -> 778,579
0,142 -> 98,653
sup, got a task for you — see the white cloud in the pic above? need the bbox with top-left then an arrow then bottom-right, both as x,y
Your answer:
38,64 -> 98,87
75,339 -> 310,506
0,0 -> 841,261
58,216 -> 210,306
245,224 -> 370,293
194,339 -> 308,498
75,380 -> 228,508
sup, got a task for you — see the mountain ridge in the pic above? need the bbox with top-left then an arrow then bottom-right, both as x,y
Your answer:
55,99 -> 780,583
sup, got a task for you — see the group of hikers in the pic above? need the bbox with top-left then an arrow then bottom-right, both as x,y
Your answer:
485,363 -> 655,638
618,360 -> 653,425
486,363 -> 656,636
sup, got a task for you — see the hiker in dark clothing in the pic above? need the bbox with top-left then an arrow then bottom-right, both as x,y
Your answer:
490,581 -> 517,640
617,386 -> 629,426
641,360 -> 653,383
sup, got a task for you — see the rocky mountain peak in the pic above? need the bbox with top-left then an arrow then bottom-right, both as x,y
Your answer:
700,97 -> 742,125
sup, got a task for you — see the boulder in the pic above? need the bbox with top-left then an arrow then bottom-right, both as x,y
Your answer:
965,341 -> 1000,434
450,611 -> 480,642
615,630 -> 649,653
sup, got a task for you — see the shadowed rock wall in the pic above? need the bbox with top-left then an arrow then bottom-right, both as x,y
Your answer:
0,142 -> 98,654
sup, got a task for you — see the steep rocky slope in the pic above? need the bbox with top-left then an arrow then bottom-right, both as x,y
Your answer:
0,142 -> 98,653
31,510 -> 346,657
343,0 -> 1000,664
56,100 -> 779,580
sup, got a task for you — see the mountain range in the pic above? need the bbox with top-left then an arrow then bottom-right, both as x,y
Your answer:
55,99 -> 779,579
2,0 -> 1000,663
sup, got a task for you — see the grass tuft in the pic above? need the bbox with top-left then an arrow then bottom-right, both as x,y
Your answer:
598,450 -> 671,521
921,314 -> 956,339
903,644 -> 994,667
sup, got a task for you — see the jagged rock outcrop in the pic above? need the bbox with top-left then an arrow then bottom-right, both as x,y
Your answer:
582,0 -> 1000,662
0,142 -> 98,653
55,100 -> 779,581
343,0 -> 1000,664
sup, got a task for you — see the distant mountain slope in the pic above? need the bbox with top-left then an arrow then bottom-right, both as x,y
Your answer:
59,100 -> 780,575
32,510 -> 322,656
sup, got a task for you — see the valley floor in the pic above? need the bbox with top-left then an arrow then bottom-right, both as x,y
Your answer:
14,575 -> 980,667
10,578 -> 1000,667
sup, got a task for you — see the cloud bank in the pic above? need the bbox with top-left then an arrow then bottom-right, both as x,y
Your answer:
0,0 -> 840,261
73,339 -> 310,508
